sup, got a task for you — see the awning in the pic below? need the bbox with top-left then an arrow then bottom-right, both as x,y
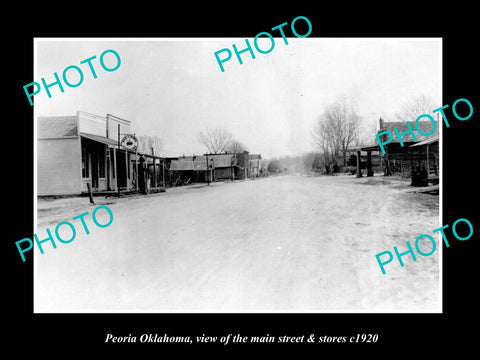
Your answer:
80,132 -> 118,147
360,145 -> 381,152
350,145 -> 381,152
80,132 -> 164,159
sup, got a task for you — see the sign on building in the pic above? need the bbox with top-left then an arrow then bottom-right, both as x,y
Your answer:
121,134 -> 138,151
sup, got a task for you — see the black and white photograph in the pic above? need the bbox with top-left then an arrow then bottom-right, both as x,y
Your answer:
33,37 -> 442,313
5,5 -> 480,354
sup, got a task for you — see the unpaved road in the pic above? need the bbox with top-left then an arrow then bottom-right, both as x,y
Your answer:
35,174 -> 440,312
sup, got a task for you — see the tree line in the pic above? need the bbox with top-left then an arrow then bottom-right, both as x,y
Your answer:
134,94 -> 435,174
312,95 -> 361,173
131,127 -> 247,158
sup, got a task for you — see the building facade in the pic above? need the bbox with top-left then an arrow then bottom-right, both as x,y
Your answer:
37,111 -> 164,196
247,154 -> 262,178
167,151 -> 261,185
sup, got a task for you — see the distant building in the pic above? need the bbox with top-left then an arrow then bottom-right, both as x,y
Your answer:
248,154 -> 262,178
37,111 -> 165,196
168,151 -> 261,184
166,154 -> 213,184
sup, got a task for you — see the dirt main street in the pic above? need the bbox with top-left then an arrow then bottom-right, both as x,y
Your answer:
34,174 -> 440,312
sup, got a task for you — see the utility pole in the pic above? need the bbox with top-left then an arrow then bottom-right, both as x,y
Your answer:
152,146 -> 156,190
135,147 -> 138,192
206,153 -> 210,185
117,124 -> 120,197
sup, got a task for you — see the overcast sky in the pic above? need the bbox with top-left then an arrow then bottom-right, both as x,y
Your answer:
34,38 -> 441,158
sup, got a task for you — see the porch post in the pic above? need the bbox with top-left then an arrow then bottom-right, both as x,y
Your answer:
151,147 -> 156,189
162,158 -> 166,188
356,150 -> 362,178
135,150 -> 138,191
125,150 -> 130,191
426,143 -> 430,175
117,124 -> 120,197
153,158 -> 157,189
106,146 -> 111,190
113,146 -> 118,191
367,151 -> 373,177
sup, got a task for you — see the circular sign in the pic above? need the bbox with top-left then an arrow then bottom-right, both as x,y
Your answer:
121,134 -> 138,151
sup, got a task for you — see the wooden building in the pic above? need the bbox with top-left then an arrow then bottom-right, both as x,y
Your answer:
248,154 -> 262,178
167,151 -> 259,185
167,155 -> 213,185
37,111 -> 165,196
352,118 -> 440,180
377,117 -> 439,177
409,135 -> 439,185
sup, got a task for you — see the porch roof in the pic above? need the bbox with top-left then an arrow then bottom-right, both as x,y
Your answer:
349,145 -> 381,152
409,135 -> 439,147
81,132 -> 165,160
80,132 -> 118,147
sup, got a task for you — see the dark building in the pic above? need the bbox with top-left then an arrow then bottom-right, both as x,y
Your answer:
377,117 -> 439,177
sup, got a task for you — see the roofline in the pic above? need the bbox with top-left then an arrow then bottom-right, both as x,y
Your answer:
106,113 -> 131,124
77,110 -> 106,121
38,136 -> 79,140
38,115 -> 78,120
409,135 -> 439,147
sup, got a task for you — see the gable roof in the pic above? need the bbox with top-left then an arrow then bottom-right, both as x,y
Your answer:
379,119 -> 438,143
38,116 -> 78,139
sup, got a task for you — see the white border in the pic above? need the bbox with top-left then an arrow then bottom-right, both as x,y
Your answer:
33,37 -> 443,314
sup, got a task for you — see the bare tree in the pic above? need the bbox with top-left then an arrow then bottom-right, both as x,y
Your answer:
226,139 -> 247,153
198,127 -> 233,154
312,120 -> 333,167
312,96 -> 361,167
337,97 -> 361,166
137,135 -> 164,155
395,94 -> 437,122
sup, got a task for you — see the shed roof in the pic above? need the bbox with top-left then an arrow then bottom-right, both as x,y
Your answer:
80,132 -> 118,147
409,134 -> 439,147
360,145 -> 381,152
349,144 -> 381,152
